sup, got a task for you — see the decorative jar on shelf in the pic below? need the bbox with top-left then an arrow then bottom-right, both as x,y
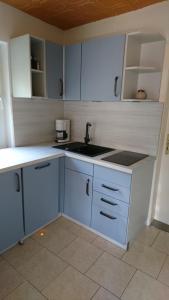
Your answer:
136,89 -> 147,100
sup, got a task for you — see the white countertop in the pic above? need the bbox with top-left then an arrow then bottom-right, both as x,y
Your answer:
0,143 -> 155,175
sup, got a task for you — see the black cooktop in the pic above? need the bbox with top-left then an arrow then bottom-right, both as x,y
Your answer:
102,151 -> 148,166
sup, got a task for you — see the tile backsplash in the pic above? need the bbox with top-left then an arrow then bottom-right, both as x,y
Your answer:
64,101 -> 163,156
13,99 -> 64,146
13,99 -> 163,156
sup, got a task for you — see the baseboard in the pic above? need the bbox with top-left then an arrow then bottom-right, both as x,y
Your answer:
62,213 -> 128,250
152,219 -> 169,233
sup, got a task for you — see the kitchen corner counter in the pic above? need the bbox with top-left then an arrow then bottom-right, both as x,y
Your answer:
0,143 -> 155,174
0,145 -> 64,174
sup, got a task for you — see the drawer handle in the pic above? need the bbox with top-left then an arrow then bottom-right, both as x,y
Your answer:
101,197 -> 118,206
86,179 -> 90,196
35,163 -> 51,170
15,172 -> 21,193
102,184 -> 118,192
100,211 -> 117,220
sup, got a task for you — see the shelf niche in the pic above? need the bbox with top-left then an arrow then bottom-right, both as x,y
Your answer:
122,32 -> 166,101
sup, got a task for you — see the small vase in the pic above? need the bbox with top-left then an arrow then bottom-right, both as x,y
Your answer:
136,89 -> 147,100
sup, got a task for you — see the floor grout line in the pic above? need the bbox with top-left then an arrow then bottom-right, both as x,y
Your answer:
156,253 -> 168,279
84,250 -> 104,274
150,229 -> 161,247
120,268 -> 137,299
1,281 -> 24,300
90,285 -> 101,299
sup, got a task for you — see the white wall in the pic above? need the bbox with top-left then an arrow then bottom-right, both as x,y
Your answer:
155,98 -> 169,224
0,1 -> 64,147
0,2 -> 63,43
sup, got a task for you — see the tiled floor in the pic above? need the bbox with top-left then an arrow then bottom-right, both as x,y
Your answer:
1,217 -> 169,299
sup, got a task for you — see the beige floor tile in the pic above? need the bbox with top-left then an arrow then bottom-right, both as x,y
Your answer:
92,287 -> 119,300
50,217 -> 97,243
70,224 -> 98,243
42,266 -> 98,300
47,216 -> 75,231
58,237 -> 102,273
17,248 -> 67,291
122,270 -> 169,300
93,236 -> 125,258
153,231 -> 169,254
0,260 -> 24,300
4,282 -> 46,300
33,226 -> 76,254
3,238 -> 42,269
135,226 -> 160,246
122,241 -> 166,278
158,256 -> 169,286
86,252 -> 135,297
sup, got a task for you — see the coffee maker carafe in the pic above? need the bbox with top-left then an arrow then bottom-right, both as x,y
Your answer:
55,120 -> 70,143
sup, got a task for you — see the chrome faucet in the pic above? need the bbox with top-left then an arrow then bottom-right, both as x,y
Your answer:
84,122 -> 92,144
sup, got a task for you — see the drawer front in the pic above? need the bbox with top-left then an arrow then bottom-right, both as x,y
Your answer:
93,178 -> 130,204
65,157 -> 93,176
93,191 -> 129,218
91,204 -> 128,245
94,165 -> 131,187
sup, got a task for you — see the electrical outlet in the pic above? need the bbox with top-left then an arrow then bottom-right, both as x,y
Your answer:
165,134 -> 169,155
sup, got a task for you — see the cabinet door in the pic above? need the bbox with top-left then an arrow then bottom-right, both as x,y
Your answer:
64,169 -> 92,226
64,44 -> 81,100
0,170 -> 24,253
81,35 -> 125,101
23,159 -> 59,235
46,41 -> 63,99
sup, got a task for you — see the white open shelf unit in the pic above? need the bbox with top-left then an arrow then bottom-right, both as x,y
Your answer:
30,37 -> 45,98
10,34 -> 46,98
122,32 -> 166,102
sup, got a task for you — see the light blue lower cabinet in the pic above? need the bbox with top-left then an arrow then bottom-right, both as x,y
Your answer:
64,168 -> 93,226
22,159 -> 59,235
0,170 -> 24,253
91,203 -> 128,245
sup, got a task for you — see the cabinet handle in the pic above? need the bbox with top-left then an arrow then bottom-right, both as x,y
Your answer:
100,211 -> 117,220
101,184 -> 118,192
35,163 -> 51,170
59,78 -> 63,97
101,197 -> 118,206
114,76 -> 119,97
15,173 -> 20,193
86,179 -> 90,196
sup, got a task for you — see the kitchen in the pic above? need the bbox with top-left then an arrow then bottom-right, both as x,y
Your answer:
0,1 -> 169,299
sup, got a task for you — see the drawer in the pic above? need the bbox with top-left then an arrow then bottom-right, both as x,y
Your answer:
94,165 -> 131,188
93,178 -> 130,204
65,157 -> 93,176
91,203 -> 128,245
93,191 -> 129,218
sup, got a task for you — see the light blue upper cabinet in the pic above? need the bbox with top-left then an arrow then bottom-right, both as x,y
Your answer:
81,34 -> 126,101
0,170 -> 24,253
22,159 -> 59,235
64,43 -> 81,100
46,41 -> 63,99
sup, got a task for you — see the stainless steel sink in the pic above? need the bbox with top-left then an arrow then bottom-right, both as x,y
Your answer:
53,142 -> 114,157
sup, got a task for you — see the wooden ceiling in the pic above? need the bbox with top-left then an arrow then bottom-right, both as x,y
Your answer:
1,0 -> 166,30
